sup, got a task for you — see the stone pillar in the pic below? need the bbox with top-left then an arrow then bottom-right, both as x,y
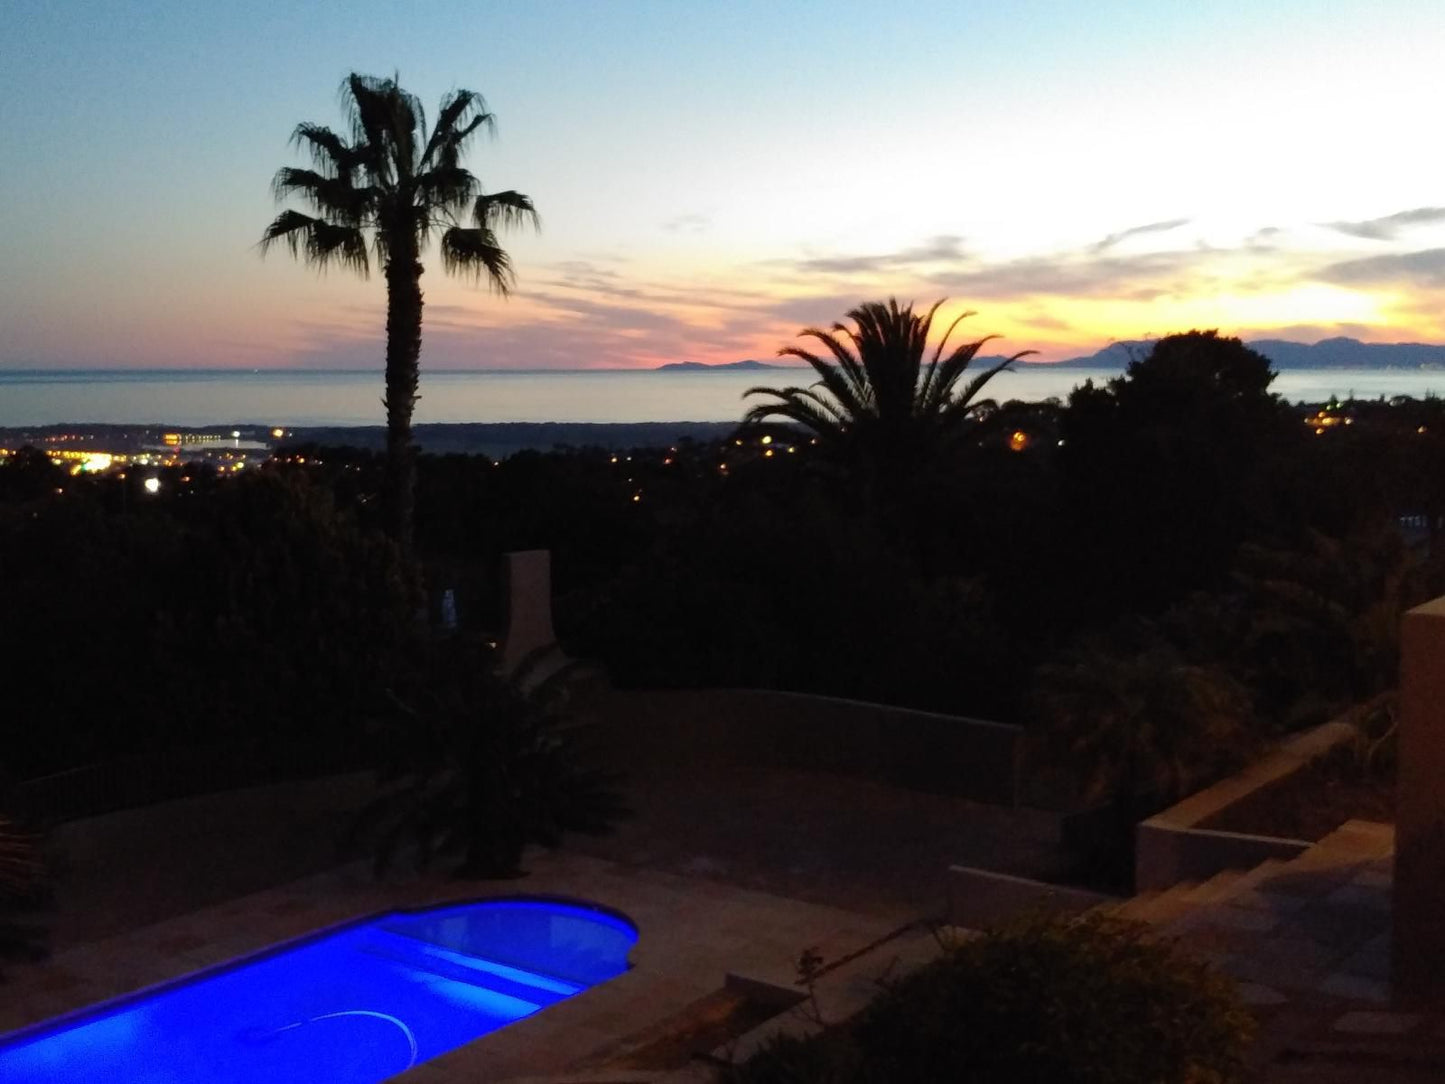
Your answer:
499,549 -> 558,675
1394,597 -> 1445,1005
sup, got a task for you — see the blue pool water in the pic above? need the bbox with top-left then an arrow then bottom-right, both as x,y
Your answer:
0,898 -> 637,1083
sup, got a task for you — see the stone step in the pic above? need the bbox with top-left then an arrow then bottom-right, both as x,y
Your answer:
1315,819 -> 1395,860
1117,880 -> 1202,925
1102,889 -> 1159,920
1210,858 -> 1293,910
1185,867 -> 1247,904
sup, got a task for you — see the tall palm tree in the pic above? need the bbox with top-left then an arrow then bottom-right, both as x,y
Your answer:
743,299 -> 1032,483
262,73 -> 538,550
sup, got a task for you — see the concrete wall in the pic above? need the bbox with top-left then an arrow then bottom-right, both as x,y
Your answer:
590,687 -> 1023,805
945,865 -> 1112,929
1395,598 -> 1445,1006
1134,719 -> 1357,892
499,549 -> 559,675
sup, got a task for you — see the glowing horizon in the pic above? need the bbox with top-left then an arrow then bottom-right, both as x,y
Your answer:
3,2 -> 1443,372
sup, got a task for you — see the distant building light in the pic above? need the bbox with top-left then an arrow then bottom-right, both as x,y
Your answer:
271,428 -> 284,438
761,435 -> 772,445
231,430 -> 241,439
143,477 -> 161,495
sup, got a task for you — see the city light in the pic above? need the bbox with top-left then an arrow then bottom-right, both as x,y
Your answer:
143,477 -> 161,495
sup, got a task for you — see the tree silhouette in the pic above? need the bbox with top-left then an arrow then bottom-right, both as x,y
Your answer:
262,73 -> 538,549
743,299 -> 1032,491
1057,330 -> 1297,617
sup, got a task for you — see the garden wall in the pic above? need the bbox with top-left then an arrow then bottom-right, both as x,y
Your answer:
591,687 -> 1022,805
1134,719 -> 1357,891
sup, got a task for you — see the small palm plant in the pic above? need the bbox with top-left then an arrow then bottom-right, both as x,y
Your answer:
353,639 -> 627,879
744,299 -> 1033,484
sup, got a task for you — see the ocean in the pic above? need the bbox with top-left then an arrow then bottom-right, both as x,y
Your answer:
1,367 -> 1442,428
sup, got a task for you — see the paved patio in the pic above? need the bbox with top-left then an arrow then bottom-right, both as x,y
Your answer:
1110,820 -> 1445,1082
1,760 -> 1059,1082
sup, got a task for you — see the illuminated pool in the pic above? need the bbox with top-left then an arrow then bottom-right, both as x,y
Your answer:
0,898 -> 637,1083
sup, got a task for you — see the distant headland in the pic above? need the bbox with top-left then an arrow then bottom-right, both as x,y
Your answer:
655,359 -> 782,372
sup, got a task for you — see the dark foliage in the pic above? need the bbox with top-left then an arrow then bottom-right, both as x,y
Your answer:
725,913 -> 1254,1084
0,815 -> 49,976
352,635 -> 628,878
1055,331 -> 1300,621
0,469 -> 420,780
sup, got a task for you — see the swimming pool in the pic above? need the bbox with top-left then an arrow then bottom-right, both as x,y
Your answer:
0,897 -> 637,1083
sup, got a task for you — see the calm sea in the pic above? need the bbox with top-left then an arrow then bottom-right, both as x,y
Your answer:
1,367 -> 1442,428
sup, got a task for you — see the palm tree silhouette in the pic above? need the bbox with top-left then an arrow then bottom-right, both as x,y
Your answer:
262,73 -> 538,549
743,299 -> 1031,485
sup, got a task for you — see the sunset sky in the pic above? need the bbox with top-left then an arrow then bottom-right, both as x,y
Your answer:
3,0 -> 1444,369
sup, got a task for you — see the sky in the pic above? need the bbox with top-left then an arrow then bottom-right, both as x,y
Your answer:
3,0 -> 1444,370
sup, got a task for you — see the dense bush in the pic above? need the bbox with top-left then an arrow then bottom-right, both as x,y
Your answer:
0,469 -> 421,778
726,913 -> 1254,1084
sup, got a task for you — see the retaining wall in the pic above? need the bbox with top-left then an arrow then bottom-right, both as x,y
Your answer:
1134,719 -> 1358,891
592,687 -> 1023,805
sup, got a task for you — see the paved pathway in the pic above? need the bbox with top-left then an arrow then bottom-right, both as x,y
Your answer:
1111,820 -> 1445,1081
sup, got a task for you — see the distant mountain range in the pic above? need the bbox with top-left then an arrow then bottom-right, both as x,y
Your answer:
1019,337 -> 1445,371
661,338 -> 1445,373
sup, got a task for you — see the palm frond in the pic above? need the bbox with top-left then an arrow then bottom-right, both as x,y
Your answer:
420,89 -> 495,170
259,210 -> 369,275
473,190 -> 541,233
918,304 -> 979,406
289,123 -> 358,174
942,351 -> 1034,417
344,73 -> 423,187
270,166 -> 370,224
439,227 -> 514,292
784,333 -> 871,415
743,386 -> 849,436
414,166 -> 480,217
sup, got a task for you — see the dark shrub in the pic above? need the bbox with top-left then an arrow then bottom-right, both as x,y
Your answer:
726,912 -> 1253,1084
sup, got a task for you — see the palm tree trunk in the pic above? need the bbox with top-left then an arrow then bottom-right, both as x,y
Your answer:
383,251 -> 424,553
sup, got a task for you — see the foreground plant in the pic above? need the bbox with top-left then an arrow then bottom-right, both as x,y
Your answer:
352,637 -> 627,878
726,911 -> 1254,1084
262,73 -> 538,550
